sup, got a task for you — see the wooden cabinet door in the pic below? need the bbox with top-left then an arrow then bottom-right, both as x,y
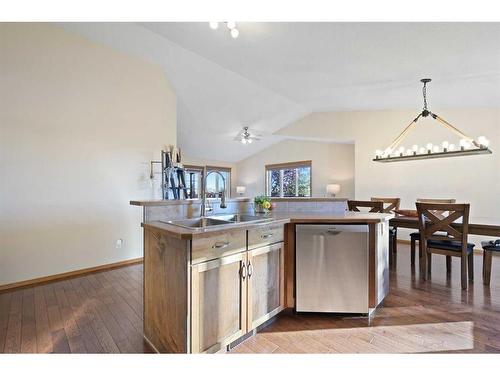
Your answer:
190,252 -> 248,353
247,242 -> 285,331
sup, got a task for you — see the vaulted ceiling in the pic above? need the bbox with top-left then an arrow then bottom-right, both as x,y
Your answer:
60,22 -> 500,162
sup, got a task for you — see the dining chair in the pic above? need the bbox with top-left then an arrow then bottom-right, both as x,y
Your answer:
410,198 -> 456,266
481,240 -> 500,286
347,200 -> 384,213
371,197 -> 401,254
416,202 -> 474,290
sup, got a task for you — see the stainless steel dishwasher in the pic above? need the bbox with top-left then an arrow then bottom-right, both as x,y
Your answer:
295,224 -> 369,314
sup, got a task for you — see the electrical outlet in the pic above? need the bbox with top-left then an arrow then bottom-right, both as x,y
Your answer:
116,239 -> 124,249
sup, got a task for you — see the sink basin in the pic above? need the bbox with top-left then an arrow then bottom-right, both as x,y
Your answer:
160,214 -> 273,230
161,217 -> 232,229
211,214 -> 273,223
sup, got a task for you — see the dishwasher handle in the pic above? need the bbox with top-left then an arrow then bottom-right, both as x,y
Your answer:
325,229 -> 342,236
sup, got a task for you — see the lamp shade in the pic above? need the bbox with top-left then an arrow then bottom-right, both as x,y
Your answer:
326,184 -> 341,196
236,186 -> 246,195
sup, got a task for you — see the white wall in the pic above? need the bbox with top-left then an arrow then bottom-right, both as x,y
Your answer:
0,24 -> 177,285
277,109 -> 500,243
236,139 -> 355,198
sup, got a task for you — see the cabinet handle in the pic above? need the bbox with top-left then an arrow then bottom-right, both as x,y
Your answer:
247,262 -> 253,278
212,241 -> 230,249
240,263 -> 247,280
261,233 -> 274,239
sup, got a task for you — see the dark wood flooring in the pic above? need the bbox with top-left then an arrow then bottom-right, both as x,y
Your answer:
1,244 -> 500,353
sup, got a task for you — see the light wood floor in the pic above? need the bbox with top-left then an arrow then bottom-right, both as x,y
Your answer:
1,244 -> 500,353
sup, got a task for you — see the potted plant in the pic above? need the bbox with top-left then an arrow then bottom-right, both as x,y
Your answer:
254,195 -> 272,214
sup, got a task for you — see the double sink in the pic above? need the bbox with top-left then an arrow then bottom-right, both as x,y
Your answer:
161,214 -> 273,230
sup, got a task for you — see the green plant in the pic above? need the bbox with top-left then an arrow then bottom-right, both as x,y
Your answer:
254,195 -> 270,206
254,195 -> 272,211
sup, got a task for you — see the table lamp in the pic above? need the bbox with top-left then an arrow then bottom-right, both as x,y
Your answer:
326,184 -> 341,197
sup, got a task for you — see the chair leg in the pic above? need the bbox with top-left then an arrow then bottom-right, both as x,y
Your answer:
483,250 -> 492,286
446,256 -> 452,273
427,252 -> 432,276
461,255 -> 467,290
392,230 -> 398,254
420,246 -> 427,280
468,252 -> 474,281
410,238 -> 416,266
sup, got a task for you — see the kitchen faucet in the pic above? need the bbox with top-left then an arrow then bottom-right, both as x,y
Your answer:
201,170 -> 227,216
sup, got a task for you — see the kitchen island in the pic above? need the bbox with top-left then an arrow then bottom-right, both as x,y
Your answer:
139,210 -> 392,353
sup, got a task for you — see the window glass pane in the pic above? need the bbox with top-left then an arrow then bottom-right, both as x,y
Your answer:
185,169 -> 201,198
297,167 -> 311,197
206,170 -> 230,198
268,169 -> 281,197
282,169 -> 297,197
265,163 -> 311,198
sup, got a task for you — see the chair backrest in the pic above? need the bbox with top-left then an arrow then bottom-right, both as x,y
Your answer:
348,200 -> 384,213
370,197 -> 401,213
416,198 -> 456,219
416,202 -> 470,254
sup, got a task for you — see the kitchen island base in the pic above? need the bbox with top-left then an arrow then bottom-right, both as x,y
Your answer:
142,212 -> 391,353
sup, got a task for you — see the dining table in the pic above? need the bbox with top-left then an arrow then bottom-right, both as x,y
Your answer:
390,215 -> 500,237
390,214 -> 500,277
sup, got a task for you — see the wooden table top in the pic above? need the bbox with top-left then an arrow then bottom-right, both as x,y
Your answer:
390,215 -> 500,237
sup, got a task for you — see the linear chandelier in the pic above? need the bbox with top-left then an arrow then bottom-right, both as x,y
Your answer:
373,78 -> 492,163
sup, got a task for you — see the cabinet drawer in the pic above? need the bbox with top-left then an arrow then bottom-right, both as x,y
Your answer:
191,230 -> 247,264
248,224 -> 284,250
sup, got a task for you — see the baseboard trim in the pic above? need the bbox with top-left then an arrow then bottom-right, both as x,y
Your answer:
0,257 -> 143,293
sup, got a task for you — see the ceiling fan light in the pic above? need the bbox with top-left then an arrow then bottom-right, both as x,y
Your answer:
230,28 -> 239,38
241,138 -> 247,144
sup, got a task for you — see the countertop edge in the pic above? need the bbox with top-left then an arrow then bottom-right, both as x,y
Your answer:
141,213 -> 393,239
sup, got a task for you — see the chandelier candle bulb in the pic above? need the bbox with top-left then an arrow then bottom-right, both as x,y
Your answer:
419,147 -> 426,154
226,22 -> 236,29
448,143 -> 456,151
478,136 -> 489,148
442,141 -> 449,152
209,22 -> 219,29
433,145 -> 440,153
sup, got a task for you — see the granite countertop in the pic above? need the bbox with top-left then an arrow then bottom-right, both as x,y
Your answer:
142,211 -> 393,239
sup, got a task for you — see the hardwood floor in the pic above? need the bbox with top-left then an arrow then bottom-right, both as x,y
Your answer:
0,264 -> 152,353
231,245 -> 500,354
1,244 -> 500,353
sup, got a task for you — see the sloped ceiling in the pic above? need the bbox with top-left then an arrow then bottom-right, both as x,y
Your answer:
59,22 -> 500,162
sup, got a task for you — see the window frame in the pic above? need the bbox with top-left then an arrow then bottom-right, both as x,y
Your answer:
265,160 -> 312,198
184,164 -> 232,199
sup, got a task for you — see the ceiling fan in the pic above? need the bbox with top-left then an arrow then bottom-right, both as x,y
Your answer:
235,126 -> 261,144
